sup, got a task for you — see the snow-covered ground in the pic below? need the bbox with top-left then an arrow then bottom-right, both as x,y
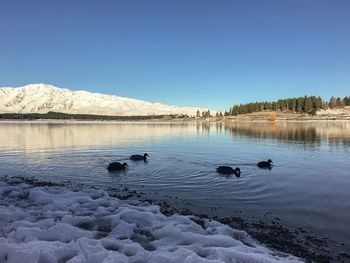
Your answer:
0,177 -> 300,263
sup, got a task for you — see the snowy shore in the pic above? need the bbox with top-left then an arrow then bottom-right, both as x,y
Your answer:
0,177 -> 301,263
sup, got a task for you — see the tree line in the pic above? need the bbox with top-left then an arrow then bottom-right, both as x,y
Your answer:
225,96 -> 350,116
0,111 -> 189,120
196,110 -> 211,118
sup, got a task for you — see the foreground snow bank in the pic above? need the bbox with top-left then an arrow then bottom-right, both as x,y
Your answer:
0,177 -> 300,263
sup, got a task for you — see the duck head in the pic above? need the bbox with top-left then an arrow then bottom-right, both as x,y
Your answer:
123,163 -> 128,168
234,167 -> 241,177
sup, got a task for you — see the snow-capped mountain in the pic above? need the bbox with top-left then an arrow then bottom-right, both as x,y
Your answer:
0,84 -> 210,116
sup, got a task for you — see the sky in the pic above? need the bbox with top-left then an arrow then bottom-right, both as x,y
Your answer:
0,0 -> 349,110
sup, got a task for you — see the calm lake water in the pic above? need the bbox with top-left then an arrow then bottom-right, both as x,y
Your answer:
1,121 -> 350,248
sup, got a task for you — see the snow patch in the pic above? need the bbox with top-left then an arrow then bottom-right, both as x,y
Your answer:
0,177 -> 300,263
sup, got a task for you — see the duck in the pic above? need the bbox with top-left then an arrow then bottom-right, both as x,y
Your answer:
257,159 -> 273,169
217,166 -> 241,177
107,162 -> 128,171
130,153 -> 149,161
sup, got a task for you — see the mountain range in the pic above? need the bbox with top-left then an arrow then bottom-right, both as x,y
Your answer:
0,84 -> 210,116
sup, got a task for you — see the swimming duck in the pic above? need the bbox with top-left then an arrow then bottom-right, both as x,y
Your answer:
217,166 -> 241,177
130,153 -> 149,161
107,162 -> 128,171
257,159 -> 273,169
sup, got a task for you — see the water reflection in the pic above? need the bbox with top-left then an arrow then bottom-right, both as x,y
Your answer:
224,121 -> 350,149
0,121 -> 197,150
0,121 -> 349,150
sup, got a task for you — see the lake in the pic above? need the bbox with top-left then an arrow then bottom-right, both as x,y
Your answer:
0,120 -> 349,258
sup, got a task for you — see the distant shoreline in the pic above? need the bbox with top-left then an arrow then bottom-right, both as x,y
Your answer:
1,118 -> 350,123
0,111 -> 191,122
1,110 -> 350,122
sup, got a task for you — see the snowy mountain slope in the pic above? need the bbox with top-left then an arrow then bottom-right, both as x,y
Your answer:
0,84 -> 211,116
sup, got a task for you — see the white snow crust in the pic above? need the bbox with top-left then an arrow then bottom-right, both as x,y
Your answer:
0,84 -> 210,116
0,177 -> 301,263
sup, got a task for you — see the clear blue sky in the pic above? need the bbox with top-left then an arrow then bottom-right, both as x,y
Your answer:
0,0 -> 349,110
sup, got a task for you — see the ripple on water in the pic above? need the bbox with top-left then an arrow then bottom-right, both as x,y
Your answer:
0,121 -> 350,247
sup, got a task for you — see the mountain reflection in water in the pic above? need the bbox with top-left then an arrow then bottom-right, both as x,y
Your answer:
1,121 -> 349,150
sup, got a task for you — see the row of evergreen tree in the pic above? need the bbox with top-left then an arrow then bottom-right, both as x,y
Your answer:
196,110 -> 211,118
0,111 -> 187,120
225,96 -> 350,116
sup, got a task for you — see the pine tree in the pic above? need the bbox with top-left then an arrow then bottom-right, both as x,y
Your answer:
336,97 -> 344,107
305,96 -> 313,113
329,97 -> 337,109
